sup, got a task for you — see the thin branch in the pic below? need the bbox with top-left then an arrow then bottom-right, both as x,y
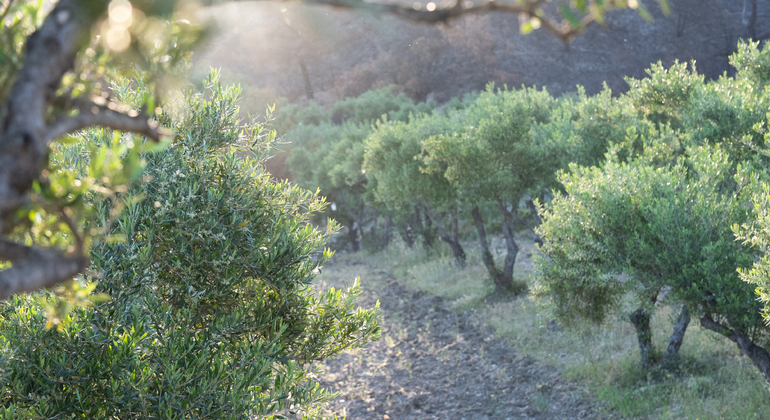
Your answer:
59,206 -> 84,254
46,99 -> 164,143
296,0 -> 596,42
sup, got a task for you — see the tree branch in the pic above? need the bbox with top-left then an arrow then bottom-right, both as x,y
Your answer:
0,237 -> 88,300
0,1 -> 170,299
296,0 -> 595,43
699,313 -> 737,342
46,99 -> 163,144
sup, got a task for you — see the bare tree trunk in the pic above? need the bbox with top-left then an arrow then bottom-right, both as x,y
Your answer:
630,306 -> 654,368
382,213 -> 392,249
404,224 -> 415,248
495,198 -> 519,292
355,202 -> 365,251
348,221 -> 360,252
418,204 -> 435,247
471,205 -> 503,285
300,59 -> 313,100
701,313 -> 770,382
424,205 -> 466,267
660,303 -> 690,368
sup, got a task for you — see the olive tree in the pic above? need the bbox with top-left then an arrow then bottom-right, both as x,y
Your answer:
536,142 -> 762,369
0,72 -> 380,419
286,87 -> 433,252
364,110 -> 468,264
536,42 -> 770,374
422,84 -> 555,292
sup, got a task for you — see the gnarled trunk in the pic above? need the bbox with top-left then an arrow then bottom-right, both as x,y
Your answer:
630,306 -> 654,368
413,204 -> 434,247
494,198 -> 520,293
701,313 -> 770,381
424,205 -> 466,267
660,303 -> 690,368
471,204 -> 503,287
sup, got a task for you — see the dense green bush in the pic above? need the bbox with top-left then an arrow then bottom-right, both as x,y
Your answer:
422,84 -> 556,292
364,110 -> 467,262
0,73 -> 380,419
536,41 -> 770,378
283,86 -> 434,252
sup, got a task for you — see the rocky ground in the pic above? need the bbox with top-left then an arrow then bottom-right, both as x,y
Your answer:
315,258 -> 601,420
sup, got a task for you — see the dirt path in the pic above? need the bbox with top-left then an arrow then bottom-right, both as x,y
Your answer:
315,258 -> 599,420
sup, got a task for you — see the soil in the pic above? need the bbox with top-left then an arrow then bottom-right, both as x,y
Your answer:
315,258 -> 600,420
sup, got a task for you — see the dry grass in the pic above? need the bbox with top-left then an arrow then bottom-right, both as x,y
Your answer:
358,231 -> 770,419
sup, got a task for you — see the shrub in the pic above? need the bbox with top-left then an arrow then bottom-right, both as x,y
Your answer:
0,72 -> 380,419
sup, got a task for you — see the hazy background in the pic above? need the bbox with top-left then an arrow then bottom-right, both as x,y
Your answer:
192,0 -> 770,112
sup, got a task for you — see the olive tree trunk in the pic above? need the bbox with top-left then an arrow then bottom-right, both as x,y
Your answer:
660,303 -> 690,368
381,213 -> 392,249
424,205 -> 466,267
630,301 -> 691,369
630,306 -> 655,368
701,313 -> 770,381
0,1 -> 163,299
492,198 -> 520,293
471,205 -> 503,289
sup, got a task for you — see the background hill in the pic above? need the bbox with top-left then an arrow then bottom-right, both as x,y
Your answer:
193,0 -> 770,109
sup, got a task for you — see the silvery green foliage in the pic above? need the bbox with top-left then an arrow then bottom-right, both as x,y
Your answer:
535,41 -> 770,376
284,86 -> 434,250
0,72 -> 380,419
535,144 -> 758,328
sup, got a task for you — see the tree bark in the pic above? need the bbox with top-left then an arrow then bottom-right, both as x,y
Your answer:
349,202 -> 365,252
348,221 -> 360,252
630,306 -> 654,368
660,303 -> 690,368
381,213 -> 392,249
418,204 -> 435,247
494,198 -> 519,292
424,205 -> 466,267
700,313 -> 770,381
525,199 -> 544,246
471,204 -> 503,286
405,225 -> 415,247
413,204 -> 425,245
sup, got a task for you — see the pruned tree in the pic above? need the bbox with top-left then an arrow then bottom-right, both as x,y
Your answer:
364,109 -> 468,264
537,42 -> 770,376
422,84 -> 555,293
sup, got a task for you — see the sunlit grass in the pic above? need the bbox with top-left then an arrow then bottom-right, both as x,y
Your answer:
352,231 -> 770,419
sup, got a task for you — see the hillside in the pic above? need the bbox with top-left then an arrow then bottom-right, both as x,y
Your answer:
193,0 -> 770,109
